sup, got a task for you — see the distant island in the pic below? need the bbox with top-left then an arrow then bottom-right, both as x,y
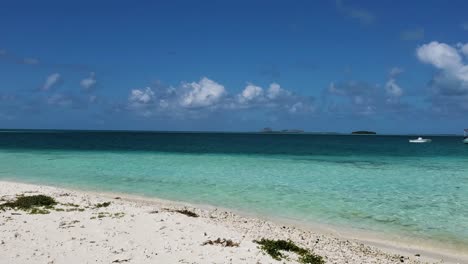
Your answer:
260,127 -> 274,133
351,131 -> 377,135
260,128 -> 304,133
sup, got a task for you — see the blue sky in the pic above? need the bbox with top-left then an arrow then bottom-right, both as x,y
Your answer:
1,0 -> 468,133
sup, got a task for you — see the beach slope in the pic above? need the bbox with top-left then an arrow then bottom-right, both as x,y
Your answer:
0,181 -> 446,263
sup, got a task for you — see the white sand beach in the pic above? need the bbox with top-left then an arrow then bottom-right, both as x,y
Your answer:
0,181 -> 465,264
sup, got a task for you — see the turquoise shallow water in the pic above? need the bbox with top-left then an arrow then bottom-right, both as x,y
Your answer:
0,131 -> 467,250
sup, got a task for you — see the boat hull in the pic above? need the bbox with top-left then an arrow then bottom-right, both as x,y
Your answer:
464,138 -> 468,144
409,139 -> 432,143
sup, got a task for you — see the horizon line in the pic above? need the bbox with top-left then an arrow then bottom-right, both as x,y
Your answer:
0,128 -> 463,136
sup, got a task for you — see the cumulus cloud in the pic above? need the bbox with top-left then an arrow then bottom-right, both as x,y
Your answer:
238,83 -> 263,103
288,102 -> 310,114
417,41 -> 468,89
80,72 -> 97,91
126,82 -> 186,117
416,41 -> 468,113
126,77 -> 315,118
180,77 -> 225,108
234,82 -> 314,114
128,87 -> 155,107
458,43 -> 468,57
42,73 -> 62,91
126,87 -> 157,116
267,83 -> 290,99
428,73 -> 468,96
417,41 -> 463,70
267,83 -> 281,99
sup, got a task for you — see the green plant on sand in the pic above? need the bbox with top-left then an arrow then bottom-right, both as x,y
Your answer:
254,239 -> 324,264
0,195 -> 57,214
29,207 -> 50,214
95,202 -> 111,208
175,209 -> 198,217
1,195 -> 56,210
202,238 -> 239,247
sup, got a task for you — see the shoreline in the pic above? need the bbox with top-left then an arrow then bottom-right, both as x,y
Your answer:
3,179 -> 468,258
1,180 -> 467,263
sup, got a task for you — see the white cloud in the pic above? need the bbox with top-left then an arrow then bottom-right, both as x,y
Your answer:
129,87 -> 154,105
417,41 -> 468,113
238,83 -> 263,103
233,82 -> 313,114
458,43 -> 468,57
42,73 -> 61,91
126,78 -> 315,118
80,72 -> 97,91
159,99 -> 169,109
386,67 -> 404,100
417,41 -> 468,83
416,41 -> 462,70
267,83 -> 280,99
288,102 -> 311,114
267,83 -> 290,99
126,78 -> 228,117
180,77 -> 225,108
385,79 -> 403,98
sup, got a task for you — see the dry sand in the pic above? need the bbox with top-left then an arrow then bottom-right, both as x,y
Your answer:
0,181 -> 465,264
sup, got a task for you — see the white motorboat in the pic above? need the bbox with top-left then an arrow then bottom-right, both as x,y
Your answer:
464,129 -> 468,144
409,137 -> 432,143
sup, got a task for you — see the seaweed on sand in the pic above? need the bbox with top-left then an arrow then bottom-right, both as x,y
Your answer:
0,195 -> 57,214
202,238 -> 239,247
94,202 -> 111,208
0,195 -> 56,210
254,239 -> 324,264
174,209 -> 198,217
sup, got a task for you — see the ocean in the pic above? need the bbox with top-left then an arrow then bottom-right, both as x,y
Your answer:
0,130 -> 467,251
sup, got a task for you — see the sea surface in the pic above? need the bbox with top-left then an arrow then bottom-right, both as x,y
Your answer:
0,130 -> 467,251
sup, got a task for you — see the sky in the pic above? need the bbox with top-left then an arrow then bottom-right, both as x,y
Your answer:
1,0 -> 468,134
